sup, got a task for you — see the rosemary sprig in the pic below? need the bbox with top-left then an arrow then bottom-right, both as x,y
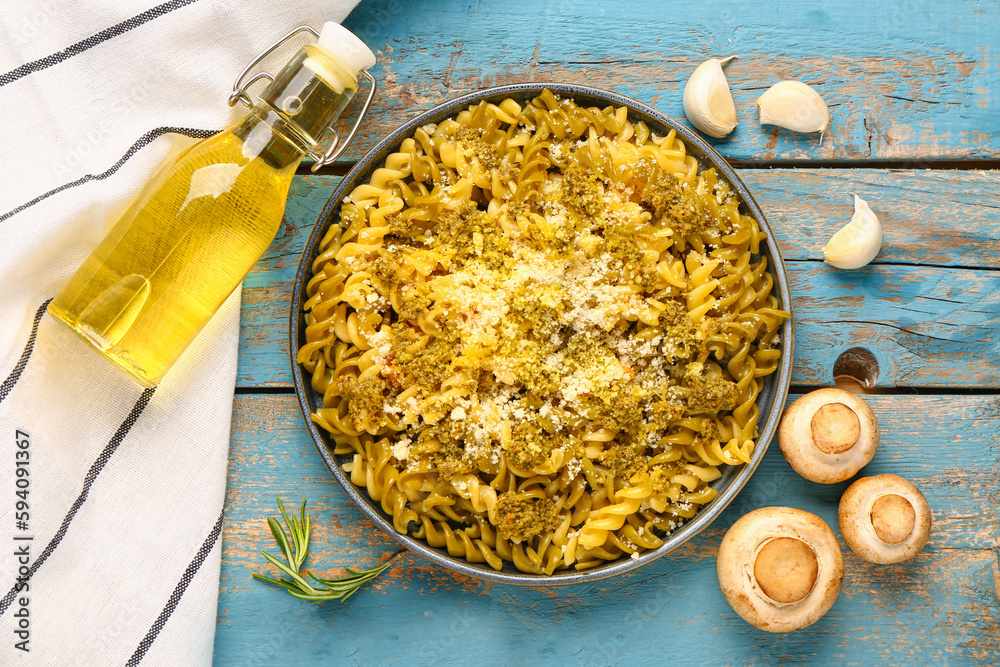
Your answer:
253,497 -> 402,602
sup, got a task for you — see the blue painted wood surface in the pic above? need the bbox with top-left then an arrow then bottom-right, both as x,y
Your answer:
326,0 -> 1000,163
216,394 -> 1000,664
216,0 -> 1000,664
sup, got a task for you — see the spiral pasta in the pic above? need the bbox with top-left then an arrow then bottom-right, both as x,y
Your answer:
299,90 -> 789,573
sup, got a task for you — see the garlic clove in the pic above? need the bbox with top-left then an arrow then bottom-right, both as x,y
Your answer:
823,195 -> 883,269
756,80 -> 830,140
683,56 -> 738,139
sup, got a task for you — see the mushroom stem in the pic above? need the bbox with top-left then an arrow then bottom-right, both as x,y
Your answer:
754,537 -> 819,603
870,494 -> 916,545
810,402 -> 860,454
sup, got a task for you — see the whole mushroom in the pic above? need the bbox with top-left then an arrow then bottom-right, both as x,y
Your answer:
717,507 -> 844,632
839,474 -> 932,564
778,388 -> 879,483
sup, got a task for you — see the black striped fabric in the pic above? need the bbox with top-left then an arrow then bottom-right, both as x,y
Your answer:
0,387 -> 156,616
0,1 -> 275,660
126,509 -> 225,666
0,0 -> 200,87
0,299 -> 50,404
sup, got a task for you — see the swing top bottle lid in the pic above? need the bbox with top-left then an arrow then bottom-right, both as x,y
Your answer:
318,22 -> 376,74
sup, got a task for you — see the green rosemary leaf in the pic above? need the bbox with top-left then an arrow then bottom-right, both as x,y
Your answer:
266,517 -> 294,564
298,500 -> 311,570
327,571 -> 382,588
252,574 -> 298,591
339,586 -> 362,602
276,496 -> 292,528
308,561 -> 392,587
261,551 -> 317,593
254,497 -> 402,604
287,589 -> 341,602
277,497 -> 299,556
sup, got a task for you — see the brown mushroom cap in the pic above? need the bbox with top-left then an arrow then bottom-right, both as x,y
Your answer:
718,507 -> 844,633
839,474 -> 931,564
778,388 -> 879,483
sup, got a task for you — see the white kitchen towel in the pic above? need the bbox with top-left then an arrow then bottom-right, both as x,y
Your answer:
0,1 -> 360,663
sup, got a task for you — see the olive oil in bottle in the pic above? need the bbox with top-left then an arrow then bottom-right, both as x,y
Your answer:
48,24 -> 376,387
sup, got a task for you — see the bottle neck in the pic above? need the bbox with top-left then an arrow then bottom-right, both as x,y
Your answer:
232,44 -> 359,171
231,107 -> 306,170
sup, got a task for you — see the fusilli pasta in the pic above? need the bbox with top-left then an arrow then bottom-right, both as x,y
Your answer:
299,90 -> 788,573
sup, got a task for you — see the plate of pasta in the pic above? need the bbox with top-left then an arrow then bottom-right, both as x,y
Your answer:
291,84 -> 794,584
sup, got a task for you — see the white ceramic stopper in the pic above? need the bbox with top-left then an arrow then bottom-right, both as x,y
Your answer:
317,22 -> 376,74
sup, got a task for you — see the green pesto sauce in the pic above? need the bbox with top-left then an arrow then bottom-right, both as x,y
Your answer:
338,160 -> 744,493
495,493 -> 560,542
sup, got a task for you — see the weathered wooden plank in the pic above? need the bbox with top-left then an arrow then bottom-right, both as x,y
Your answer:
741,169 -> 1000,270
238,177 -> 338,386
788,262 -> 1000,389
215,393 -> 1000,665
237,172 -> 1000,388
330,0 -> 1000,162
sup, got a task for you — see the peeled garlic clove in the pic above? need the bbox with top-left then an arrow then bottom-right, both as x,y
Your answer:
823,195 -> 883,269
683,56 -> 738,138
756,81 -> 830,139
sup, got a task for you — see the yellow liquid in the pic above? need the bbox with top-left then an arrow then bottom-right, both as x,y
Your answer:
49,131 -> 297,387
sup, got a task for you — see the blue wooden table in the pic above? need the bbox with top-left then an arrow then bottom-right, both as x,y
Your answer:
214,1 -> 1000,664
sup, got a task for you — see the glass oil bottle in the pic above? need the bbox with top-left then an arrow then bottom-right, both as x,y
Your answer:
48,23 -> 377,387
